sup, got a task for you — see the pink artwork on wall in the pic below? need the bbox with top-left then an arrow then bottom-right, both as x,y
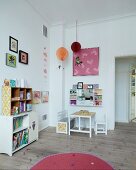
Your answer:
73,47 -> 99,76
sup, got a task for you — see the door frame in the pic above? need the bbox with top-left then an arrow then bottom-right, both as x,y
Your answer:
114,55 -> 136,123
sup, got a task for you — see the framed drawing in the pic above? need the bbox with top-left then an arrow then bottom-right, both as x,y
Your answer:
73,47 -> 99,76
6,53 -> 16,68
41,91 -> 49,103
19,50 -> 28,64
33,91 -> 41,104
9,36 -> 18,53
77,82 -> 83,89
87,84 -> 93,89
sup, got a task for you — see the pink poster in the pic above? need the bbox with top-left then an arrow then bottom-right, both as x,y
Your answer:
73,47 -> 99,76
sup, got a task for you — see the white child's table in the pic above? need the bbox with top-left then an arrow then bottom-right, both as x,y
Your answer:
68,110 -> 96,138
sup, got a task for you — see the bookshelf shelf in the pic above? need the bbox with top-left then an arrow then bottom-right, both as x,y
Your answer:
12,144 -> 28,153
13,112 -> 28,118
13,126 -> 28,134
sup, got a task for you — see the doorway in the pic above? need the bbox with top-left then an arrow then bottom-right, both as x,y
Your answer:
115,57 -> 136,123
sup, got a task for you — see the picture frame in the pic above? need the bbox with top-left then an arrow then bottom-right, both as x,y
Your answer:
87,84 -> 93,89
6,53 -> 16,68
77,82 -> 83,89
32,91 -> 41,104
9,36 -> 18,53
19,50 -> 28,64
73,47 -> 99,76
41,91 -> 49,103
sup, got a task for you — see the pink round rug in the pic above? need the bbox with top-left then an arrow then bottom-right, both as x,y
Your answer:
31,153 -> 113,170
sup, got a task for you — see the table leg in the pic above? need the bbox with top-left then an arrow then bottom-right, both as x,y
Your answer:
68,116 -> 70,135
89,117 -> 92,138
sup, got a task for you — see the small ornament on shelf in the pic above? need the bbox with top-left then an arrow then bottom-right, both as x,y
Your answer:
10,79 -> 16,87
4,79 -> 10,86
11,106 -> 19,115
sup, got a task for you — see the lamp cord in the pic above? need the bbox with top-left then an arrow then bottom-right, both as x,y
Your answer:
76,20 -> 77,42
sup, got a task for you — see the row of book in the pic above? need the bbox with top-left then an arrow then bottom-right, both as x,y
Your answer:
13,129 -> 28,151
20,102 -> 32,112
11,103 -> 32,115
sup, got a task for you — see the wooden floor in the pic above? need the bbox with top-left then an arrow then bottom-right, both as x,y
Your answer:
0,123 -> 136,170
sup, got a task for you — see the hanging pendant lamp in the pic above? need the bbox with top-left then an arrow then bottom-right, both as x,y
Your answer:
56,47 -> 68,61
71,20 -> 81,52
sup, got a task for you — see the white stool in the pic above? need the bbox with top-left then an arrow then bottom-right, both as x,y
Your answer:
95,114 -> 107,135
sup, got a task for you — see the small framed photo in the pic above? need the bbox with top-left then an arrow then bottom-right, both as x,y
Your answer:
33,91 -> 41,104
19,50 -> 28,64
9,36 -> 18,53
6,53 -> 16,68
88,84 -> 93,89
41,91 -> 49,103
77,82 -> 83,89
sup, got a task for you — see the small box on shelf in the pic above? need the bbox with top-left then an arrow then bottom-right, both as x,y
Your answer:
10,80 -> 16,87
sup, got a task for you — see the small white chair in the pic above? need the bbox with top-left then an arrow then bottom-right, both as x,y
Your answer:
95,114 -> 107,135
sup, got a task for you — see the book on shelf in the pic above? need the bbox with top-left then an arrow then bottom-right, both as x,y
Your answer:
20,91 -> 24,100
19,102 -> 26,113
26,104 -> 32,111
13,117 -> 23,131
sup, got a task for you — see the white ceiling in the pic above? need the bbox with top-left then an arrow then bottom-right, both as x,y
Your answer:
27,0 -> 136,25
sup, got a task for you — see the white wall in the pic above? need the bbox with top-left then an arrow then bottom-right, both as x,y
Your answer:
115,58 -> 136,122
49,16 -> 136,130
62,16 -> 136,130
0,0 -> 50,131
49,25 -> 65,126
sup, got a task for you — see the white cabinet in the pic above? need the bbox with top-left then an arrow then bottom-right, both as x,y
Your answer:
0,112 -> 38,156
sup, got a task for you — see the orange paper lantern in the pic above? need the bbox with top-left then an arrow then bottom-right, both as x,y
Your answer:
56,47 -> 68,61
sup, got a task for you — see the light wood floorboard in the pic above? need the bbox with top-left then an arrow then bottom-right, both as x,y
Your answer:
0,122 -> 136,170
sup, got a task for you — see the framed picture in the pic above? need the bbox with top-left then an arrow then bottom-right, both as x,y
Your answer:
77,82 -> 83,89
73,47 -> 99,76
87,84 -> 93,89
19,50 -> 28,64
6,53 -> 16,68
33,91 -> 41,104
41,91 -> 49,103
9,36 -> 18,53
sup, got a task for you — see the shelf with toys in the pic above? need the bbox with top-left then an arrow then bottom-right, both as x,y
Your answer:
0,79 -> 38,156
